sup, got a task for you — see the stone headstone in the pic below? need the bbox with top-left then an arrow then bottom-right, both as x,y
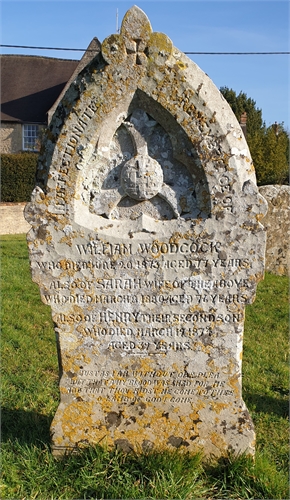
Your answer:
25,6 -> 267,457
258,185 -> 289,276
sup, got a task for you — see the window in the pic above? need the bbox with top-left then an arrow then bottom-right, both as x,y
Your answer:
23,124 -> 39,151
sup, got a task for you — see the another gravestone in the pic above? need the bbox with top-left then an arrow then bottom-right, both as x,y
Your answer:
25,6 -> 267,457
258,185 -> 289,276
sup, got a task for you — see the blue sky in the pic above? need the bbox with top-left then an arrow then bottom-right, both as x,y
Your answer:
1,0 -> 289,129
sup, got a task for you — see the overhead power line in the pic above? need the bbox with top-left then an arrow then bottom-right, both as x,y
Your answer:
0,44 -> 289,55
186,51 -> 290,55
1,44 -> 85,52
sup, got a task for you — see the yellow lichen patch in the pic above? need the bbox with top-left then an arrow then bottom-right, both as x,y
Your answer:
190,399 -> 206,416
169,232 -> 183,244
91,425 -> 114,446
189,304 -> 204,314
210,431 -> 227,451
228,374 -> 241,398
112,372 -> 128,383
61,352 -> 91,375
162,394 -> 172,402
149,32 -> 173,55
62,401 -> 94,442
113,391 -> 128,404
138,357 -> 154,373
255,212 -> 265,222
99,397 -> 113,413
174,60 -> 188,71
58,259 -> 78,277
210,402 -> 228,414
59,232 -> 79,247
60,387 -> 69,394
54,436 -> 64,446
122,6 -> 152,41
172,362 -> 182,373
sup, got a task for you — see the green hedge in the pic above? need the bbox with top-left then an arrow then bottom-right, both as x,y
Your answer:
1,153 -> 38,202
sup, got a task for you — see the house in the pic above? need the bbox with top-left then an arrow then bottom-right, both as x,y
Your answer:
1,55 -> 79,153
0,38 -> 100,154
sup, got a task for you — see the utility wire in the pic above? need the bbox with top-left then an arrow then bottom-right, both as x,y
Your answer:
1,44 -> 84,52
0,44 -> 289,55
186,51 -> 290,55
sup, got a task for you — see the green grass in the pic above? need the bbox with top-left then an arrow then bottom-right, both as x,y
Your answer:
1,234 -> 289,499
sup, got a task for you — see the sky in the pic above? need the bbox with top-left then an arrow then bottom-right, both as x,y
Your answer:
1,0 -> 289,129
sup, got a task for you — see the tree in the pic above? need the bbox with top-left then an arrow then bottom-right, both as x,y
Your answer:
260,123 -> 289,185
220,87 -> 289,185
220,86 -> 264,136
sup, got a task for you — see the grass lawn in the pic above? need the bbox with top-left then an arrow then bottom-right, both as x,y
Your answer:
1,234 -> 289,499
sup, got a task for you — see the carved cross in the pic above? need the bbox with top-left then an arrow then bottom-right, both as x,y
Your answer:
126,38 -> 148,65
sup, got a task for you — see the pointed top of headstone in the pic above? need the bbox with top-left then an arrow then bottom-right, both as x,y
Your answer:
121,5 -> 152,38
101,5 -> 172,66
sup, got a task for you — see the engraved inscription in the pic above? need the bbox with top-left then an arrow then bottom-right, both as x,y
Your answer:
35,257 -> 251,272
65,368 -> 235,401
75,239 -> 222,256
54,100 -> 98,213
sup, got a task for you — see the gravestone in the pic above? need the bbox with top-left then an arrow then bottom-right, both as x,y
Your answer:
258,185 -> 289,276
25,6 -> 267,457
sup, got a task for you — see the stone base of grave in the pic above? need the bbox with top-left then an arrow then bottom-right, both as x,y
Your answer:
50,399 -> 255,458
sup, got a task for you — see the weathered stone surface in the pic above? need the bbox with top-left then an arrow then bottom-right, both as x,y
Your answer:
25,6 -> 267,457
258,185 -> 289,276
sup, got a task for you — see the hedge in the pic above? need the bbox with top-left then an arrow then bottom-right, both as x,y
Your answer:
1,153 -> 38,202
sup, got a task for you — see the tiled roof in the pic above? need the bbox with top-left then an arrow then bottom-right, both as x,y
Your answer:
47,38 -> 101,124
1,55 -> 79,123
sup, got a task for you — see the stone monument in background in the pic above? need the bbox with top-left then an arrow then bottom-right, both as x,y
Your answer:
25,6 -> 267,457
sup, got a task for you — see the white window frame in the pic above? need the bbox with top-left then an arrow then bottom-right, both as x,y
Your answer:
22,124 -> 40,151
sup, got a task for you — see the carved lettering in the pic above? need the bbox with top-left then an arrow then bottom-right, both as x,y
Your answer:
65,368 -> 234,402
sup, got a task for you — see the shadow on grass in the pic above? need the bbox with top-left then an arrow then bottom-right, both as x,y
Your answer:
1,407 -> 52,446
244,392 -> 289,419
